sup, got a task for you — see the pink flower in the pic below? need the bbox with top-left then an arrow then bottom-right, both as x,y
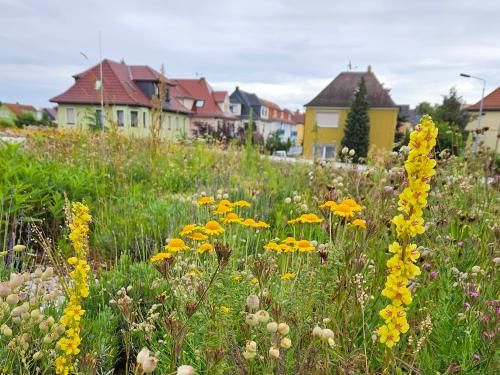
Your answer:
457,241 -> 464,247
482,315 -> 489,321
464,302 -> 471,309
469,291 -> 479,298
422,262 -> 431,269
473,354 -> 480,361
430,271 -> 439,279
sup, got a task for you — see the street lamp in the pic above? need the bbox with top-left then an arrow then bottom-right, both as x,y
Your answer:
460,73 -> 486,154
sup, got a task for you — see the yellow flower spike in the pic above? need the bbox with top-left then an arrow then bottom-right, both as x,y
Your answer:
377,115 -> 438,349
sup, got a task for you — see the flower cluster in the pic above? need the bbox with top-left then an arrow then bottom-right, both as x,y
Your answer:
288,213 -> 323,224
320,198 -> 363,219
56,202 -> 92,374
264,237 -> 316,253
378,115 -> 438,348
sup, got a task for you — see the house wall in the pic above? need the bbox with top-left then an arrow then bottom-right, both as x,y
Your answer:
295,123 -> 304,145
56,104 -> 188,140
0,105 -> 16,125
465,111 -> 500,151
303,106 -> 398,159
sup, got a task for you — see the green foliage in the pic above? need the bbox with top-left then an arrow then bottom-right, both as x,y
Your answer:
435,121 -> 464,155
265,131 -> 292,154
0,118 -> 14,128
341,77 -> 370,162
14,112 -> 38,128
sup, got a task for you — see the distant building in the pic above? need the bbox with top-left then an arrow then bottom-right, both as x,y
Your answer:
42,107 -> 58,123
0,102 -> 37,126
303,66 -> 399,159
51,59 -> 190,140
170,78 -> 236,136
466,87 -> 500,152
291,110 -> 305,146
229,87 -> 298,143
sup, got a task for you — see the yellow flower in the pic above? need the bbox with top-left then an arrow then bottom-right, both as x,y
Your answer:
165,238 -> 189,252
197,243 -> 214,254
251,277 -> 259,284
264,241 -> 279,251
295,239 -> 315,252
220,305 -> 231,314
213,204 -> 233,215
232,200 -> 251,208
186,268 -> 203,277
282,237 -> 297,245
197,196 -> 215,205
350,219 -> 366,229
241,218 -> 259,227
150,252 -> 172,263
378,324 -> 400,348
203,220 -> 225,235
188,232 -> 209,241
220,212 -> 242,224
333,203 -> 356,218
232,274 -> 242,281
179,224 -> 200,236
340,198 -> 362,212
281,272 -> 296,280
319,200 -> 337,209
255,221 -> 270,228
288,213 -> 323,224
67,257 -> 78,265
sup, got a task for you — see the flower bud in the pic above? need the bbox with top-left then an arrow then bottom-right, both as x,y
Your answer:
136,347 -> 150,365
9,274 -> 24,290
1,324 -> 13,337
312,326 -> 322,337
266,322 -> 278,333
269,346 -> 280,359
6,294 -> 19,305
13,245 -> 26,253
349,149 -> 355,156
177,365 -> 195,375
280,337 -> 292,349
33,351 -> 42,360
246,295 -> 259,310
277,322 -> 289,335
342,146 -> 349,155
256,310 -> 270,323
321,328 -> 334,341
245,340 -> 257,353
142,356 -> 158,373
245,314 -> 259,327
0,282 -> 12,297
284,197 -> 291,204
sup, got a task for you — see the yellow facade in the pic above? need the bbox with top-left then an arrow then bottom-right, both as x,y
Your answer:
303,106 -> 398,159
295,123 -> 304,146
57,104 -> 188,140
465,111 -> 500,151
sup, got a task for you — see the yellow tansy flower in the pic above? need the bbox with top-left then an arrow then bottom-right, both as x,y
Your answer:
165,238 -> 189,252
203,220 -> 225,235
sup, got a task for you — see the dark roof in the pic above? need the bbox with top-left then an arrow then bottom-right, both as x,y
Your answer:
467,87 -> 500,111
42,107 -> 57,120
51,59 -> 163,107
230,87 -> 261,107
305,70 -> 397,108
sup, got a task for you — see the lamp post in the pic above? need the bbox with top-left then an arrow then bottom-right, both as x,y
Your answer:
460,73 -> 485,154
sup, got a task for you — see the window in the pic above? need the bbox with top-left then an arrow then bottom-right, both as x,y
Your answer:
117,110 -> 124,127
313,144 -> 336,160
316,112 -> 339,128
66,108 -> 75,124
195,100 -> 204,108
131,111 -> 138,127
95,109 -> 103,127
175,116 -> 179,130
143,112 -> 147,128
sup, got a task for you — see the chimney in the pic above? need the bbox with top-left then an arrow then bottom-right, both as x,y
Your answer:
367,65 -> 372,73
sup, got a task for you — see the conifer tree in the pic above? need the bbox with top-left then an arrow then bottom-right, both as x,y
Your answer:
341,77 -> 370,161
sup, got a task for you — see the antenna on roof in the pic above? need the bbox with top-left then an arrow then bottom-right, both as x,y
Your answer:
347,60 -> 359,71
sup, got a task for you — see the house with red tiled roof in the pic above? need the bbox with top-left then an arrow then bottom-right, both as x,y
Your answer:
50,59 -> 191,139
0,102 -> 38,126
169,78 -> 236,136
466,87 -> 500,151
259,98 -> 298,143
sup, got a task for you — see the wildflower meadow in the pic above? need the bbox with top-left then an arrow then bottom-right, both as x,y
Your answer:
0,116 -> 498,374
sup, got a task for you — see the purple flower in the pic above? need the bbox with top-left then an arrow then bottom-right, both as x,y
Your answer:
482,315 -> 489,321
422,262 -> 431,269
457,241 -> 464,247
464,302 -> 471,309
469,291 -> 479,298
384,186 -> 394,193
484,332 -> 495,339
430,271 -> 439,279
473,354 -> 480,361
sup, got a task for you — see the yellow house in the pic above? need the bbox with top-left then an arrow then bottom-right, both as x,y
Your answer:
466,87 -> 500,152
303,67 -> 398,159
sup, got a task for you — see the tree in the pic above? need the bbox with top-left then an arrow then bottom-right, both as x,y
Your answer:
14,112 -> 38,128
341,77 -> 370,162
434,88 -> 471,133
415,101 -> 434,116
265,131 -> 291,154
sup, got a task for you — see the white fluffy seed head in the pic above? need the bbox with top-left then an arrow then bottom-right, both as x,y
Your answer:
266,321 -> 278,333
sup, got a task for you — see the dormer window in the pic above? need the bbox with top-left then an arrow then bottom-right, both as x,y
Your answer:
94,80 -> 102,90
195,100 -> 204,108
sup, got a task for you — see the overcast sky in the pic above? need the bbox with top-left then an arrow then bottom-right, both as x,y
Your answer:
1,0 -> 498,110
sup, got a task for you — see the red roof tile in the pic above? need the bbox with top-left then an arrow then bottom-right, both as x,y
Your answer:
468,87 -> 500,111
3,103 -> 36,116
51,59 -> 158,107
213,91 -> 227,102
170,78 -> 233,118
291,110 -> 304,124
